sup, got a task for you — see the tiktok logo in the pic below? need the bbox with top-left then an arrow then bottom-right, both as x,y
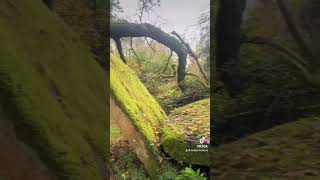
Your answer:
199,137 -> 206,144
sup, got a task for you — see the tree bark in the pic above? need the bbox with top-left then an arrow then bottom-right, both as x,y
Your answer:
215,0 -> 246,95
110,23 -> 188,87
171,31 -> 209,82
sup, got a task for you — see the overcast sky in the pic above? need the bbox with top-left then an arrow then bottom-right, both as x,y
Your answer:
118,0 -> 210,46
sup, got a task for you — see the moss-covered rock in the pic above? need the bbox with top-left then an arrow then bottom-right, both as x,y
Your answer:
110,53 -> 167,176
0,0 -> 107,179
211,117 -> 320,179
53,0 -> 108,66
161,99 -> 210,166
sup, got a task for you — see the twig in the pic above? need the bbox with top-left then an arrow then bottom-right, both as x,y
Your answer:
162,50 -> 173,73
185,73 -> 209,88
130,37 -> 142,65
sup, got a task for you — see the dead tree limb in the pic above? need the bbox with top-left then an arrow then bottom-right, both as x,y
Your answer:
111,23 -> 188,87
171,31 -> 209,82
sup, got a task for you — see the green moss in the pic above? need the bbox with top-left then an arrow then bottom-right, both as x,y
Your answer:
110,53 -> 167,176
110,53 -> 166,145
161,99 -> 210,166
211,117 -> 320,179
0,0 -> 107,179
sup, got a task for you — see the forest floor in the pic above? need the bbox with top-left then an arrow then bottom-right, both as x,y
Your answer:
110,102 -> 210,179
110,123 -> 150,180
211,117 -> 320,179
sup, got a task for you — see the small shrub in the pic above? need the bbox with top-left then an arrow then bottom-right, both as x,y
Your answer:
175,167 -> 207,180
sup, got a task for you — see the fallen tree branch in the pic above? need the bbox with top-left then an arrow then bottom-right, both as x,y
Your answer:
111,23 -> 188,87
171,31 -> 209,82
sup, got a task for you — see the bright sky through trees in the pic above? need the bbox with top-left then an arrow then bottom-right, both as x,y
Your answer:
118,0 -> 210,47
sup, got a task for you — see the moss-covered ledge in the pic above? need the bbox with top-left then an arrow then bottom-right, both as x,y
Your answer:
161,99 -> 210,166
211,117 -> 320,179
110,53 -> 167,177
0,0 -> 108,179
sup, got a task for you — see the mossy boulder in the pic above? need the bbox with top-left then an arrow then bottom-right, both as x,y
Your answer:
110,53 -> 167,177
0,0 -> 107,179
53,0 -> 108,66
161,99 -> 210,166
211,117 -> 320,179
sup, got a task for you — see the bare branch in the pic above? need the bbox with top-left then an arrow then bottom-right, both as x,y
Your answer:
171,31 -> 209,82
130,37 -> 142,65
145,37 -> 159,53
162,50 -> 173,73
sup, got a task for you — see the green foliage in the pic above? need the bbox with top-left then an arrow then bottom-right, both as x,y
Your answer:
113,152 -> 151,180
175,167 -> 206,180
154,82 -> 182,113
157,163 -> 179,180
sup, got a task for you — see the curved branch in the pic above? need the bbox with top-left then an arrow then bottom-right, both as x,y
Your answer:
111,23 -> 188,87
171,31 -> 209,82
